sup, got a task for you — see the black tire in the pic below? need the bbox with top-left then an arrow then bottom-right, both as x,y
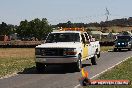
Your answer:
74,55 -> 82,72
97,52 -> 100,58
36,62 -> 46,72
91,54 -> 97,65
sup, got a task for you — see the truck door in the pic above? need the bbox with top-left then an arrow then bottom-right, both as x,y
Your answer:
81,34 -> 88,60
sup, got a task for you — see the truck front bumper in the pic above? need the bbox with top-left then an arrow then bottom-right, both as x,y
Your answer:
35,56 -> 78,64
114,46 -> 131,49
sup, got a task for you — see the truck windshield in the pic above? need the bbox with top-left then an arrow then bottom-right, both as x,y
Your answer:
46,33 -> 80,43
117,36 -> 131,41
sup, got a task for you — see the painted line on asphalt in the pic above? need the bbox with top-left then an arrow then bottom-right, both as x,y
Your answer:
74,84 -> 81,88
74,56 -> 132,88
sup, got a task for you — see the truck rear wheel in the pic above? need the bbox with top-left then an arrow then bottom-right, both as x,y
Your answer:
74,55 -> 82,72
36,62 -> 46,72
91,55 -> 97,65
97,52 -> 100,58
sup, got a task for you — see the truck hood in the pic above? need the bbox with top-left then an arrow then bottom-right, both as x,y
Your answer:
36,42 -> 81,48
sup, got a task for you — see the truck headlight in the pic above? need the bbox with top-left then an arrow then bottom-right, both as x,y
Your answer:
63,48 -> 77,55
35,48 -> 41,55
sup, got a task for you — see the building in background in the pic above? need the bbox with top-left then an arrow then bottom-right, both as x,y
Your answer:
101,32 -> 119,41
91,31 -> 102,40
91,31 -> 119,41
0,35 -> 9,41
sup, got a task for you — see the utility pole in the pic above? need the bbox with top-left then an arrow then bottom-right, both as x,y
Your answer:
105,8 -> 110,21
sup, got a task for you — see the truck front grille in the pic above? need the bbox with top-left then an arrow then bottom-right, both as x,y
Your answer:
41,48 -> 64,56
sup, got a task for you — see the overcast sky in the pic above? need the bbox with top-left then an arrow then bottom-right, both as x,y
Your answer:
0,0 -> 132,25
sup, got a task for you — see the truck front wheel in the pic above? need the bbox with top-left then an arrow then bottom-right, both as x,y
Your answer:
74,55 -> 82,72
97,52 -> 100,58
36,62 -> 46,72
91,54 -> 97,65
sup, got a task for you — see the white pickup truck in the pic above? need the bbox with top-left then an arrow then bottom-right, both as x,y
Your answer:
35,28 -> 100,72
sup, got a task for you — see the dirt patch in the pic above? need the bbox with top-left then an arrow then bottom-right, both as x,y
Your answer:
0,48 -> 35,58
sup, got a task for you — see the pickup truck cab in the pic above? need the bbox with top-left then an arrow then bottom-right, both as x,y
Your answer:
35,28 -> 100,72
114,35 -> 132,51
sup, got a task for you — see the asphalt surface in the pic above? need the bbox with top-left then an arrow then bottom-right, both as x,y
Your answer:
0,50 -> 132,88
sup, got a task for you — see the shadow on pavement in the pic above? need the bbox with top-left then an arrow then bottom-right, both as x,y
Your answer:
82,63 -> 92,67
18,64 -> 91,74
18,63 -> 91,75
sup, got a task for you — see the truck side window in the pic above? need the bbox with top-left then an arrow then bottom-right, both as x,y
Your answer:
81,34 -> 85,44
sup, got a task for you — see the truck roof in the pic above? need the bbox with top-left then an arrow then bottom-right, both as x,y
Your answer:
52,28 -> 87,34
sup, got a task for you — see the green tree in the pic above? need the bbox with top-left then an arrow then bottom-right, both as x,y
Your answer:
0,22 -> 11,35
8,24 -> 17,34
17,18 -> 52,40
17,20 -> 29,37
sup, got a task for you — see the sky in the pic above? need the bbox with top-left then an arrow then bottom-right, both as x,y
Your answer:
0,0 -> 132,25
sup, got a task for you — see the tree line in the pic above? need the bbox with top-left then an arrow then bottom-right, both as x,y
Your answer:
0,18 -> 52,40
56,17 -> 132,27
0,17 -> 132,40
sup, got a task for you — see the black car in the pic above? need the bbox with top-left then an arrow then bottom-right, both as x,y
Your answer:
114,35 -> 132,51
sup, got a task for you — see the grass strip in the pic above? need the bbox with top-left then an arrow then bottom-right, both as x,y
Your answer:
85,57 -> 132,88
